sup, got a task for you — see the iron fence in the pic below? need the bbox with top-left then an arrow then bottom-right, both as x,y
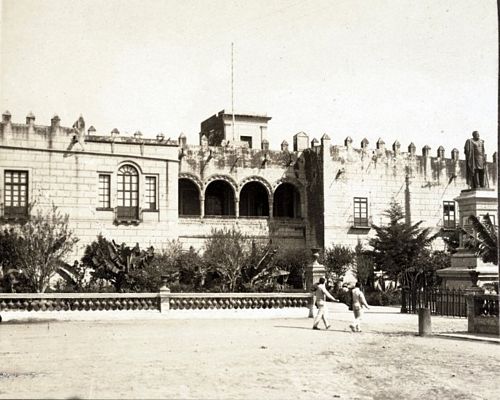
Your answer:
401,287 -> 467,317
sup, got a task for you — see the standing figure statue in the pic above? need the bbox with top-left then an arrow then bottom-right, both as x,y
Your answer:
72,115 -> 86,150
464,131 -> 489,189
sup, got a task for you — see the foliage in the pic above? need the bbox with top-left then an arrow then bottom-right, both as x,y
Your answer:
439,228 -> 460,254
273,247 -> 310,290
146,242 -> 205,292
0,206 -> 78,293
367,200 -> 436,291
0,227 -> 22,292
465,214 -> 498,265
364,289 -> 401,306
53,260 -> 89,292
81,235 -> 154,292
202,229 -> 295,292
202,228 -> 248,292
323,244 -> 354,285
352,240 -> 375,290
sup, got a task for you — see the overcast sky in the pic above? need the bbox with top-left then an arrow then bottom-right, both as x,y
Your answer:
1,0 -> 497,157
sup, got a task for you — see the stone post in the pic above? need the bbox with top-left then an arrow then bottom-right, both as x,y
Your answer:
159,276 -> 171,313
418,308 -> 431,336
465,270 -> 484,333
305,248 -> 326,317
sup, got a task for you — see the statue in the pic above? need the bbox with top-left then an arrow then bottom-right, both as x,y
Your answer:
71,115 -> 86,150
464,131 -> 489,189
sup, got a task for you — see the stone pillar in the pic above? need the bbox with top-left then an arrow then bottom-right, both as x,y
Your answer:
418,308 -> 432,336
235,199 -> 239,218
159,277 -> 171,313
465,272 -> 483,333
305,248 -> 326,317
200,197 -> 205,218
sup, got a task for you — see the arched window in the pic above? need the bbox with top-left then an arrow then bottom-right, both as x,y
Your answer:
273,183 -> 301,218
179,178 -> 201,216
117,165 -> 139,220
239,181 -> 269,217
205,180 -> 235,217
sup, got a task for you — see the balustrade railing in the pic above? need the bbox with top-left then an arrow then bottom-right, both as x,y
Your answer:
0,293 -> 160,312
473,294 -> 499,317
467,293 -> 499,335
0,292 -> 313,314
167,293 -> 312,310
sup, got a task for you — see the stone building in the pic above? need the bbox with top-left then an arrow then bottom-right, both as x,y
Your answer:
0,110 -> 497,259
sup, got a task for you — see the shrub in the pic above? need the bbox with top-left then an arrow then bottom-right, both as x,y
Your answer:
323,245 -> 354,286
81,235 -> 154,292
0,206 -> 78,293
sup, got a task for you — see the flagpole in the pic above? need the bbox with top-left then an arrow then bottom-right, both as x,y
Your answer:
231,42 -> 235,143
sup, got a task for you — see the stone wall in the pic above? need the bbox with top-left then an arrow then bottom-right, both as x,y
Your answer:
1,110 -> 497,261
0,113 -> 179,258
319,136 -> 497,250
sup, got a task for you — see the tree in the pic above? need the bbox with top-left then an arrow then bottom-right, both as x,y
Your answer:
323,244 -> 354,286
203,228 -> 247,292
352,240 -> 375,290
466,214 -> 498,265
0,227 -> 25,292
4,206 -> 79,293
368,200 -> 436,290
273,247 -> 310,289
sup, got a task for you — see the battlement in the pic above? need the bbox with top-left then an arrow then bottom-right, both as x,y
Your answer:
0,111 -> 178,150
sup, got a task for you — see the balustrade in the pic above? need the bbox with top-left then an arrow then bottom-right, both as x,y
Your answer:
0,292 -> 313,314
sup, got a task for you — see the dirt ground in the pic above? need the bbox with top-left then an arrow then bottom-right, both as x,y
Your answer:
0,305 -> 498,400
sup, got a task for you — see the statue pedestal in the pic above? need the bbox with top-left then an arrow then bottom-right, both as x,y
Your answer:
437,189 -> 498,289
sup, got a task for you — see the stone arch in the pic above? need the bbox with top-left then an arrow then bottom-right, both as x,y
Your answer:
239,179 -> 270,217
273,179 -> 303,218
238,175 -> 272,197
204,177 -> 236,217
117,160 -> 143,175
204,174 -> 238,195
178,175 -> 202,216
179,173 -> 203,194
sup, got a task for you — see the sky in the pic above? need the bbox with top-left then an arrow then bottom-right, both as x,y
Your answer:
0,0 -> 498,157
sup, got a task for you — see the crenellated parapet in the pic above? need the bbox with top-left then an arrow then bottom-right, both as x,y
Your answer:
321,136 -> 497,188
0,111 -> 178,159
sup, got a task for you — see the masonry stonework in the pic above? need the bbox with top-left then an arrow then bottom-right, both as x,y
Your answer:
0,111 -> 497,262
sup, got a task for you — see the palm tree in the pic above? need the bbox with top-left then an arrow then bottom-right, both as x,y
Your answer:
466,214 -> 498,265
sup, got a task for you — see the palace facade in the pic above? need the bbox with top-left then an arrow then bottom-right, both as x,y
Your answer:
0,110 -> 497,258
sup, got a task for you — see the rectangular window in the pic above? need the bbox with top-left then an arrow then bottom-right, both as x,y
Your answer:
353,197 -> 368,227
98,174 -> 111,209
145,176 -> 157,211
4,170 -> 29,219
443,201 -> 456,229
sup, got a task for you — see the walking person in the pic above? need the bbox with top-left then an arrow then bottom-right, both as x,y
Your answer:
312,277 -> 339,330
349,282 -> 370,332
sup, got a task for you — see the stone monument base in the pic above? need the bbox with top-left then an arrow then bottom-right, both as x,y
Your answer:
437,250 -> 497,289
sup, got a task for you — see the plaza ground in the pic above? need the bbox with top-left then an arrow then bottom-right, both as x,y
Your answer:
0,304 -> 499,399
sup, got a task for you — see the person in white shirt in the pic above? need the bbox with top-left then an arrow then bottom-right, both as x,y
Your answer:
312,277 -> 339,330
349,282 -> 370,332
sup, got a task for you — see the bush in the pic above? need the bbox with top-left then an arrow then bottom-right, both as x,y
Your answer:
0,206 -> 78,293
364,289 -> 401,306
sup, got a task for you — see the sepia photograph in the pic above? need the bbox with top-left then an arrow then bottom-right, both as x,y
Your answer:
0,1 -> 499,399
